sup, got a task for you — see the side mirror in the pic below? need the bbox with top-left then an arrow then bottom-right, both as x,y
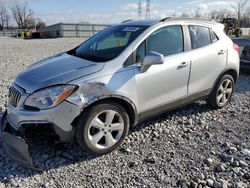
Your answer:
140,51 -> 164,73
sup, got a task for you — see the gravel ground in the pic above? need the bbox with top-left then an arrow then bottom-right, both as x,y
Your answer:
0,38 -> 249,188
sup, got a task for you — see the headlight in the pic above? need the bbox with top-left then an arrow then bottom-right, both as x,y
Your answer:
24,85 -> 77,110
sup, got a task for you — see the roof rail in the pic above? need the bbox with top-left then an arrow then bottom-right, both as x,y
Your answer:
122,19 -> 133,23
160,17 -> 171,22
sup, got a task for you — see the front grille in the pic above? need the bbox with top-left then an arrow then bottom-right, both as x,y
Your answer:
8,86 -> 22,107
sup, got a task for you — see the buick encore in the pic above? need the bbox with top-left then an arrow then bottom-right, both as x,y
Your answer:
1,18 -> 240,169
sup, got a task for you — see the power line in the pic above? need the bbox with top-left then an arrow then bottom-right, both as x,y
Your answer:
146,0 -> 151,19
138,0 -> 142,19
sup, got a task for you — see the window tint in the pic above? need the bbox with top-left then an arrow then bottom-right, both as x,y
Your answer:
148,25 -> 184,56
210,29 -> 219,43
189,25 -> 211,49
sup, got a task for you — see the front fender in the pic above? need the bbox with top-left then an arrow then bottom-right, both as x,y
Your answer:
66,82 -> 139,125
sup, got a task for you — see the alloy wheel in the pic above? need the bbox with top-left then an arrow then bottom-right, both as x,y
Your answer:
87,110 -> 124,149
216,79 -> 233,106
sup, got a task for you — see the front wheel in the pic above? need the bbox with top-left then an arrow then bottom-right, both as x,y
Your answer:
227,29 -> 233,37
235,29 -> 242,37
207,75 -> 234,109
76,102 -> 130,155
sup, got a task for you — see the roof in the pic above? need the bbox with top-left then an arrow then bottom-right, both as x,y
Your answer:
166,17 -> 218,25
120,19 -> 160,26
121,17 -> 219,27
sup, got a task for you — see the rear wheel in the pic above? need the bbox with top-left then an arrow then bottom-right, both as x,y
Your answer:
76,102 -> 130,154
207,75 -> 234,109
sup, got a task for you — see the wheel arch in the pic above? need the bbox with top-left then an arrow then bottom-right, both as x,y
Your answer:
211,67 -> 238,94
71,95 -> 139,128
220,68 -> 238,83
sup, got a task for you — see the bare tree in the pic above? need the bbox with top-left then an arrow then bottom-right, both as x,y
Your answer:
241,7 -> 250,26
210,10 -> 217,19
36,19 -> 46,30
231,0 -> 249,20
209,9 -> 233,21
4,14 -> 10,29
26,12 -> 36,29
0,4 -> 8,30
10,1 -> 34,29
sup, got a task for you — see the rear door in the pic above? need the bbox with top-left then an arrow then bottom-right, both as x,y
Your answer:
187,25 -> 227,94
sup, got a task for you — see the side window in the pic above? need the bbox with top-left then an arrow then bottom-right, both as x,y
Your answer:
148,25 -> 184,57
189,25 -> 211,49
210,29 -> 219,43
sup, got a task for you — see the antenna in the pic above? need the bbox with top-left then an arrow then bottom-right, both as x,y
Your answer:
138,0 -> 142,20
160,17 -> 171,22
146,0 -> 151,19
122,19 -> 133,23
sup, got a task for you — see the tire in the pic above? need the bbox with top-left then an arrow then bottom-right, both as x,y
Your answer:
207,75 -> 234,109
227,29 -> 233,37
235,29 -> 242,37
76,102 -> 130,155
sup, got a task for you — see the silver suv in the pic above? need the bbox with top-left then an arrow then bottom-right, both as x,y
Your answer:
1,18 -> 240,168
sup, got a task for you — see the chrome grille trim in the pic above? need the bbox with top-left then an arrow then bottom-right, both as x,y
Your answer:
8,85 -> 22,107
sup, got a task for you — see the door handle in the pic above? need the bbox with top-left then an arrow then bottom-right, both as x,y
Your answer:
177,62 -> 189,69
218,50 -> 225,55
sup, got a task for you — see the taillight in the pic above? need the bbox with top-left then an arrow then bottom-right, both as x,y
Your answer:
233,43 -> 241,55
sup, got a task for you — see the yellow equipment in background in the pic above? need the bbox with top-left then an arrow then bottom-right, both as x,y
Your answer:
20,31 -> 32,39
221,18 -> 242,38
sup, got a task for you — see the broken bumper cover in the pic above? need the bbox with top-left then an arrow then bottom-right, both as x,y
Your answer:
6,101 -> 81,139
3,132 -> 35,169
1,100 -> 82,170
1,112 -> 41,170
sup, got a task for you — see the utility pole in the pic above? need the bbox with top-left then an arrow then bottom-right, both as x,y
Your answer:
138,0 -> 142,19
146,0 -> 151,19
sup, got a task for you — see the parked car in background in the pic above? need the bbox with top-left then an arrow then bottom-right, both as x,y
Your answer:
240,44 -> 250,72
1,18 -> 240,169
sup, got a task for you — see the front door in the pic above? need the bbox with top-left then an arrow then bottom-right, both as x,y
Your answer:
133,25 -> 191,116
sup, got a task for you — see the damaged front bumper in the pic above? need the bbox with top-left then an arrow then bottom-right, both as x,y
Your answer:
1,112 -> 41,171
3,132 -> 36,169
1,101 -> 82,170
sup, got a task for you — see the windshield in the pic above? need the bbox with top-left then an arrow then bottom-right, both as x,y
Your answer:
70,25 -> 147,62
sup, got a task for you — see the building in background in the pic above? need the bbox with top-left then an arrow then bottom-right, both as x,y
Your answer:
38,23 -> 110,38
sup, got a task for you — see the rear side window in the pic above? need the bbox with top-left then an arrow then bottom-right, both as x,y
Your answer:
189,25 -> 211,49
210,29 -> 219,43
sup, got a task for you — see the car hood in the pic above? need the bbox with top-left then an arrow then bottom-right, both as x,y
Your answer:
15,53 -> 104,93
